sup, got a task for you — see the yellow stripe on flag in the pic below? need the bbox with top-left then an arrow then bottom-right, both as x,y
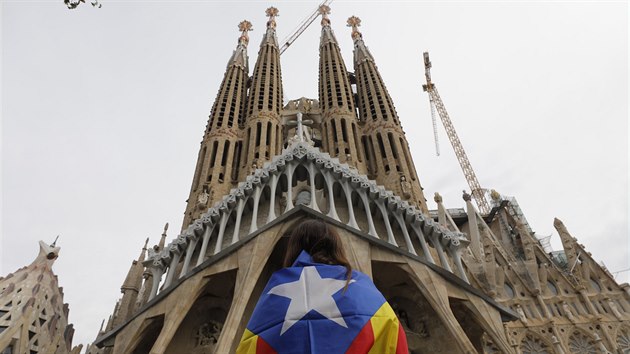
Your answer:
369,302 -> 401,354
236,328 -> 259,354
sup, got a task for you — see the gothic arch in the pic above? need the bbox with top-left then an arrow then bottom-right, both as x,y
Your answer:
227,221 -> 301,353
448,297 -> 486,353
125,314 -> 164,354
332,181 -> 349,224
164,270 -> 237,353
147,142 -> 470,302
372,261 -> 467,354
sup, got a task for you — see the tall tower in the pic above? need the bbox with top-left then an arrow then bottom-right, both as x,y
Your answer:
181,21 -> 252,228
240,7 -> 284,177
317,6 -> 366,173
348,16 -> 429,213
0,241 -> 82,354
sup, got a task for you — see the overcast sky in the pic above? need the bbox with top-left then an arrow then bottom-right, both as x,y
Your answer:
2,0 -> 627,348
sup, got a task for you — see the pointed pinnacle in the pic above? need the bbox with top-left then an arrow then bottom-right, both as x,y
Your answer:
237,20 -> 253,46
319,5 -> 331,26
265,6 -> 279,18
238,20 -> 253,33
265,7 -> 279,29
347,16 -> 362,40
319,4 -> 331,15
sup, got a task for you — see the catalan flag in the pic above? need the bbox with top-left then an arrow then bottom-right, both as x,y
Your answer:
237,251 -> 408,354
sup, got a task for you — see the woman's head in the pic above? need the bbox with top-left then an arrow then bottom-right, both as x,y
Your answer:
283,219 -> 352,278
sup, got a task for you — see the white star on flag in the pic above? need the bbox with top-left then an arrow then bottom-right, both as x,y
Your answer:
267,266 -> 355,335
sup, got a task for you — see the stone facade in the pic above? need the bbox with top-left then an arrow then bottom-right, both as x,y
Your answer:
89,6 -> 630,354
0,241 -> 82,354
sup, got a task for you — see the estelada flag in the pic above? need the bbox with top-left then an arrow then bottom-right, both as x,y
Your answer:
237,251 -> 408,354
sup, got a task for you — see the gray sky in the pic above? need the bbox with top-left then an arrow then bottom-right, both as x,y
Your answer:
2,0 -> 628,348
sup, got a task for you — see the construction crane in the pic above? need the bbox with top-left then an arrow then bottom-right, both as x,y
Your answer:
422,52 -> 491,214
279,0 -> 333,55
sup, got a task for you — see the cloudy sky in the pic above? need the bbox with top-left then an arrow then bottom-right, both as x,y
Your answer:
2,0 -> 627,348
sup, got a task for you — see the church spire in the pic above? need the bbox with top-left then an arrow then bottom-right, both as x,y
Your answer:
240,7 -> 284,176
182,22 -> 251,229
318,6 -> 366,173
0,241 -> 81,352
114,238 -> 148,326
349,16 -> 429,213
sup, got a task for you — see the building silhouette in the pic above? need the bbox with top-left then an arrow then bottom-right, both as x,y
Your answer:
0,241 -> 82,354
86,6 -> 630,354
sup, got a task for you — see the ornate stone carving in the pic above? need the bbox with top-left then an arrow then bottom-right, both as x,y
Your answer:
520,335 -> 550,354
400,175 -> 411,198
568,331 -> 597,354
606,297 -> 624,320
617,328 -> 630,352
515,304 -> 528,324
146,140 -> 463,290
194,320 -> 223,350
562,301 -> 577,322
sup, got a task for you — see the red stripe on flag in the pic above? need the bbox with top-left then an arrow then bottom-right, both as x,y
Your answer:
396,323 -> 408,354
346,320 -> 375,354
256,336 -> 277,354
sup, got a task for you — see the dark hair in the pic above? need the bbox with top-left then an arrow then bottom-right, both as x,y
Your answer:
283,219 -> 352,283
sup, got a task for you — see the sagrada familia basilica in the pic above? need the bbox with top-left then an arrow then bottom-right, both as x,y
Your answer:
1,5 -> 628,354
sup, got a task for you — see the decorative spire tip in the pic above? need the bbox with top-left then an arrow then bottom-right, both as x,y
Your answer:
319,5 -> 331,26
237,20 -> 252,45
265,6 -> 279,29
238,20 -> 253,33
347,16 -> 362,40
265,6 -> 279,18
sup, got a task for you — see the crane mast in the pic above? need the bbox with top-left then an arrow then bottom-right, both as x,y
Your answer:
422,52 -> 491,214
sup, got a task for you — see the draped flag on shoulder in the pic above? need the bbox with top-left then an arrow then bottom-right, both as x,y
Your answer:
237,251 -> 408,354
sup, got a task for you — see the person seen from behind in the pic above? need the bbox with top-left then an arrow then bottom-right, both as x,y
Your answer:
236,219 -> 408,353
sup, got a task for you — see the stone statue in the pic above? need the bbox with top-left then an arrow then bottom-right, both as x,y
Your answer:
400,175 -> 411,198
251,160 -> 258,174
561,301 -> 576,322
515,304 -> 527,324
197,187 -> 210,206
606,298 -> 623,320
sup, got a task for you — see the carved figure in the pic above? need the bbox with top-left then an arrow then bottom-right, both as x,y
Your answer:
197,187 -> 210,207
195,321 -> 223,348
400,175 -> 411,198
515,304 -> 528,324
562,301 -> 577,322
606,298 -> 624,320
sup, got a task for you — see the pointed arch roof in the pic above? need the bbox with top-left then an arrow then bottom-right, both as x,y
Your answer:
150,141 -> 468,274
